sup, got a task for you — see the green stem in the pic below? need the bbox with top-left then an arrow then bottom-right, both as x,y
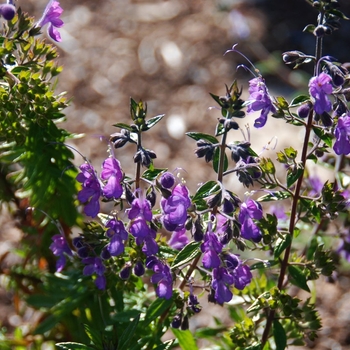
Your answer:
135,131 -> 141,191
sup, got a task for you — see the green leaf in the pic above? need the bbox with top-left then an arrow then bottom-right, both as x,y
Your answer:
171,241 -> 201,270
83,324 -> 103,348
192,180 -> 221,201
144,297 -> 173,326
250,259 -> 279,270
118,314 -> 140,350
172,329 -> 199,350
213,147 -> 228,174
274,234 -> 292,258
142,168 -> 167,181
288,265 -> 310,292
312,126 -> 333,147
330,8 -> 350,20
258,191 -> 291,202
273,319 -> 287,350
289,95 -> 309,108
276,96 -> 289,110
111,309 -> 142,323
186,132 -> 219,144
287,166 -> 303,188
303,24 -> 315,33
144,114 -> 165,130
113,123 -> 135,132
56,343 -> 95,350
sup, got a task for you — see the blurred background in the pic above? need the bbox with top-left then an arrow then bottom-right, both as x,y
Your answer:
1,0 -> 350,348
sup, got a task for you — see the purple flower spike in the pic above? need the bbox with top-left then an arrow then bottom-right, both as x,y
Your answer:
201,230 -> 223,269
212,267 -> 234,304
37,0 -> 64,42
247,77 -> 276,128
334,115 -> 350,155
101,157 -> 123,199
168,228 -> 189,250
151,261 -> 173,299
308,72 -> 333,115
82,257 -> 106,290
49,234 -> 72,272
76,163 -> 102,218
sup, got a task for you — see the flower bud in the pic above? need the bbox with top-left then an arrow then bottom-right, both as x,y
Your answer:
73,236 -> 84,248
77,246 -> 89,258
0,4 -> 16,21
314,25 -> 327,37
160,172 -> 175,189
146,187 -> 157,207
297,102 -> 312,118
134,261 -> 145,276
171,314 -> 182,329
101,247 -> 111,260
119,265 -> 132,280
222,198 -> 234,214
181,315 -> 189,330
192,219 -> 204,242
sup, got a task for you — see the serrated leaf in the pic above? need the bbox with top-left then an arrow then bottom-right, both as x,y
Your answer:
56,342 -> 95,350
172,329 -> 199,350
171,241 -> 201,270
142,168 -> 167,181
288,265 -> 310,292
213,147 -> 228,174
144,114 -> 165,130
258,191 -> 291,202
83,324 -> 103,348
273,319 -> 287,350
289,95 -> 309,108
186,132 -> 219,144
118,314 -> 140,350
274,234 -> 292,258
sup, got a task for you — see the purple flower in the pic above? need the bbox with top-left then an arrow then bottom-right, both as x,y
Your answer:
168,228 -> 189,250
49,234 -> 72,272
211,267 -> 234,304
201,229 -> 223,269
82,257 -> 106,290
128,196 -> 159,256
150,260 -> 173,299
105,218 -> 128,256
239,199 -> 263,242
231,265 -> 252,290
334,116 -> 350,155
161,184 -> 191,231
308,72 -> 333,115
247,77 -> 276,128
270,205 -> 288,221
37,0 -> 64,42
101,157 -> 123,199
127,196 -> 153,221
76,163 -> 102,218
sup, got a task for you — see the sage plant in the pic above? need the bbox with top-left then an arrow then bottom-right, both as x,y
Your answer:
1,0 -> 350,349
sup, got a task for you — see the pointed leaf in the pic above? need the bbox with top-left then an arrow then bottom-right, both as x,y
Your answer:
83,324 -> 103,348
172,329 -> 199,350
288,265 -> 310,292
144,297 -> 173,326
186,132 -> 219,144
142,168 -> 167,181
171,241 -> 201,270
113,123 -> 135,132
273,319 -> 287,350
118,314 -> 140,350
289,95 -> 309,108
274,234 -> 292,258
144,114 -> 165,130
192,181 -> 221,201
56,343 -> 95,350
